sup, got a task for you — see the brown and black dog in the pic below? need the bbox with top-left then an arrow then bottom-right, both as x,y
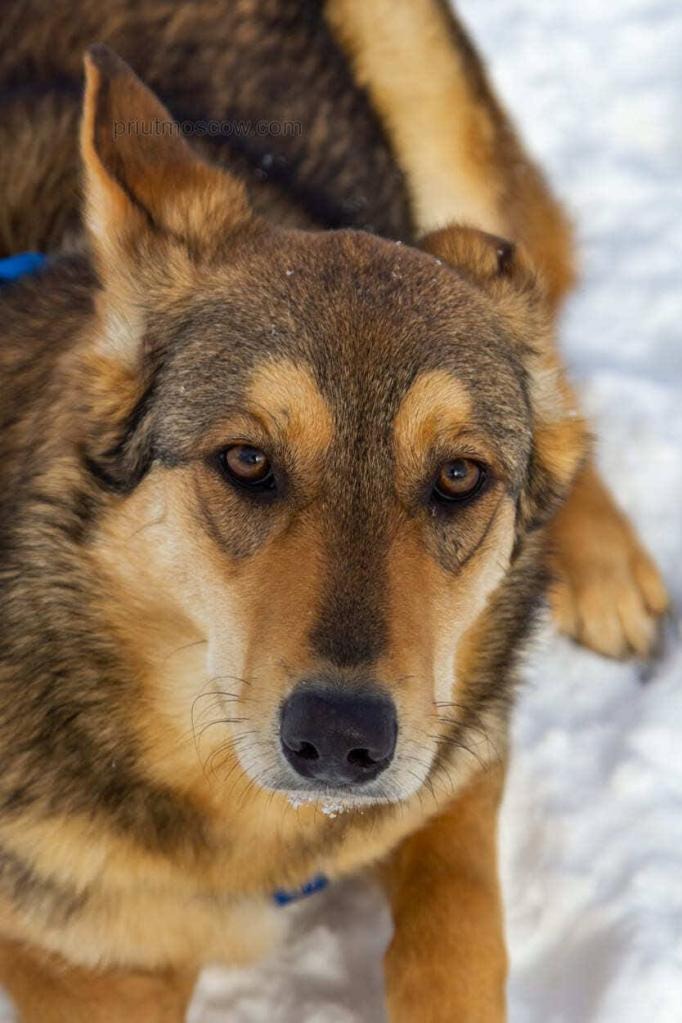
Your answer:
0,2 -> 669,1021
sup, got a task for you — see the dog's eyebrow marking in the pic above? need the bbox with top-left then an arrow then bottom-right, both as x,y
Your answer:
246,358 -> 333,458
393,369 -> 474,472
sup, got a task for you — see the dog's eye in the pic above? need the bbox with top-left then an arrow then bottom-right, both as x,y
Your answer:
219,444 -> 275,491
432,459 -> 486,504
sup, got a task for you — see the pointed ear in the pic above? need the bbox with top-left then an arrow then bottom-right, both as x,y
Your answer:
81,44 -> 251,266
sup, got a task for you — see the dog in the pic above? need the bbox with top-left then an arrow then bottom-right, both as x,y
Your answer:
0,2 -> 669,1020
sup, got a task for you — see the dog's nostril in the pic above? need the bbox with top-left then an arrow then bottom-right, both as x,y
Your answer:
347,747 -> 377,769
294,741 -> 320,761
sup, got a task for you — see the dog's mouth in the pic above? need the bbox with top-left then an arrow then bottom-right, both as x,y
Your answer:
248,752 -> 431,812
283,789 -> 393,816
281,774 -> 408,810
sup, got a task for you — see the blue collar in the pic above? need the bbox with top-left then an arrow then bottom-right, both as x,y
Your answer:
0,251 -> 47,283
272,873 -> 329,906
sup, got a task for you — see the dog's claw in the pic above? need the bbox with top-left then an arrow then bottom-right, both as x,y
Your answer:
636,611 -> 681,682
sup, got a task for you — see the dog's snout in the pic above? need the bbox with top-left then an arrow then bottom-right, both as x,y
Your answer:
280,686 -> 397,786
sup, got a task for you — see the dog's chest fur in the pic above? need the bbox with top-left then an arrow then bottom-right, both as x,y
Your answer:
0,771 -> 435,970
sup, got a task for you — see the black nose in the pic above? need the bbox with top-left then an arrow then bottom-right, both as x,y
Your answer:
280,686 -> 397,786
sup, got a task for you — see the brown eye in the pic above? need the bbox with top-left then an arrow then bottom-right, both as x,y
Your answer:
433,459 -> 486,504
219,444 -> 275,491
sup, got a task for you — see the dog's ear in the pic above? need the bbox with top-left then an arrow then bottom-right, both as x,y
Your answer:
81,45 -> 251,271
420,224 -> 538,298
422,224 -> 588,530
79,46 -> 254,482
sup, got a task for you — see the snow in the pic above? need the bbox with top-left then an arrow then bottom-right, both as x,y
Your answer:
2,0 -> 680,1019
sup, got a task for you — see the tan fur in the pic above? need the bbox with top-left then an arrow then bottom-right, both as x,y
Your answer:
381,762 -> 508,1023
246,359 -> 335,470
9,339 -> 523,987
326,0 -> 505,235
393,369 -> 474,465
0,942 -> 197,1023
381,500 -> 516,724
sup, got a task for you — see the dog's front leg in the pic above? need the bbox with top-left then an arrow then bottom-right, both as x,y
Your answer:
380,763 -> 507,1023
0,939 -> 197,1023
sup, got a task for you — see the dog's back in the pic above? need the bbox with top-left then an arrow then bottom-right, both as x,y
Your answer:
0,0 -> 417,256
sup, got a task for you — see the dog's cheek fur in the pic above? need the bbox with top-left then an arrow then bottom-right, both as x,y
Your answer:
372,501 -> 517,793
0,355 -> 212,864
0,541 -> 209,863
427,527 -> 551,787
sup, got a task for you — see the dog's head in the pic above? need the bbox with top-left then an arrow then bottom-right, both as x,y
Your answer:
80,47 -> 586,810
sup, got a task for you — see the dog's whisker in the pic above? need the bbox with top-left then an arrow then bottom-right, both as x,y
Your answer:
193,717 -> 250,744
126,512 -> 167,540
160,638 -> 208,665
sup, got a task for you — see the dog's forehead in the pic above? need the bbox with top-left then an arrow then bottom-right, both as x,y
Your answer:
153,230 -> 530,459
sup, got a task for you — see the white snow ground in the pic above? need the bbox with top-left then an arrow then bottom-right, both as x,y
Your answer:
3,1 -> 681,1020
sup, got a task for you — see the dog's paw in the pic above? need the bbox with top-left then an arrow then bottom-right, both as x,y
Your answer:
548,469 -> 669,659
549,538 -> 669,659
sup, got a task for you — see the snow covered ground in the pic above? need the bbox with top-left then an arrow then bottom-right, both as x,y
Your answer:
3,1 -> 680,1020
